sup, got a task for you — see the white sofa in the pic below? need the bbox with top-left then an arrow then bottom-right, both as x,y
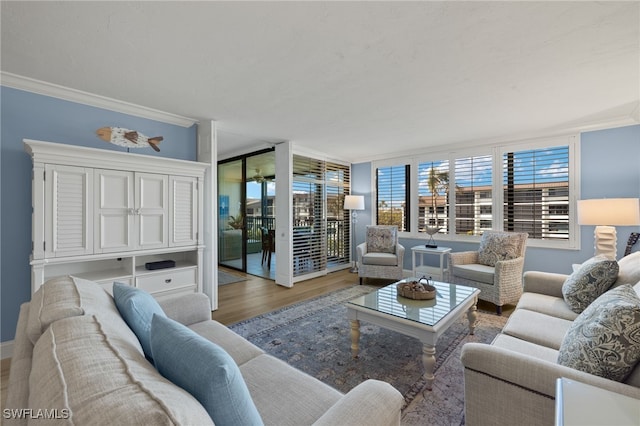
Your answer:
461,252 -> 640,426
5,276 -> 403,425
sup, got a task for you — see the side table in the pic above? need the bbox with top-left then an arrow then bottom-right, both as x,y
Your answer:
555,377 -> 640,426
411,245 -> 451,281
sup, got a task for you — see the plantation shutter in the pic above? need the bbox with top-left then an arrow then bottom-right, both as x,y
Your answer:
325,161 -> 351,268
417,160 -> 450,234
292,155 -> 326,276
503,146 -> 569,240
454,155 -> 493,235
376,165 -> 409,231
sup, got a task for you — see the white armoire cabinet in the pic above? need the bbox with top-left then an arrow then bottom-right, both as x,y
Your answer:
25,139 -> 209,299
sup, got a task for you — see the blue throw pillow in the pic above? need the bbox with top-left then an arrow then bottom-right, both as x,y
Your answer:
112,282 -> 166,361
150,314 -> 264,426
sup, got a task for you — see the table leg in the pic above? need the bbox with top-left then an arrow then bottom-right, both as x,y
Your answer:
422,344 -> 436,390
350,319 -> 360,358
467,298 -> 478,335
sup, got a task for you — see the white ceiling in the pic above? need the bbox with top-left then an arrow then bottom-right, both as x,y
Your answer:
2,1 -> 638,163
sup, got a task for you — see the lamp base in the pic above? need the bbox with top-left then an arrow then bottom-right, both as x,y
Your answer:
594,225 -> 617,260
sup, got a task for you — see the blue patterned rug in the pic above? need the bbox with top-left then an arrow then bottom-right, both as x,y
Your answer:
229,285 -> 507,425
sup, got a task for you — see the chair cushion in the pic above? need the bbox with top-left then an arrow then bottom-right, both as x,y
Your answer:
150,314 -> 264,426
562,255 -> 619,314
478,231 -> 524,267
362,252 -> 398,266
366,226 -> 397,254
113,282 -> 166,362
558,285 -> 640,382
451,264 -> 495,285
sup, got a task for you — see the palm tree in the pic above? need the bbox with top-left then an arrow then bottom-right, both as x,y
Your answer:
426,166 -> 449,228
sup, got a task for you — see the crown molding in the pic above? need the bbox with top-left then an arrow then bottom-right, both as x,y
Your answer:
1,72 -> 197,128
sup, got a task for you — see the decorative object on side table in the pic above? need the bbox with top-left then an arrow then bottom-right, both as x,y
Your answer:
424,226 -> 441,248
397,276 -> 436,300
96,127 -> 164,152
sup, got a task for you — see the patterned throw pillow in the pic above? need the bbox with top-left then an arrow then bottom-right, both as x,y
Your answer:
558,285 -> 640,382
562,256 -> 619,314
477,232 -> 524,267
366,226 -> 397,254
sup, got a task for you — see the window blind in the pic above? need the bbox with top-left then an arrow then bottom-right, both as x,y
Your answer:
503,146 -> 569,240
376,165 -> 409,231
418,160 -> 450,234
455,155 -> 493,235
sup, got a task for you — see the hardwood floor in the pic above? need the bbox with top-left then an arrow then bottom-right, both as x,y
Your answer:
212,267 -> 367,325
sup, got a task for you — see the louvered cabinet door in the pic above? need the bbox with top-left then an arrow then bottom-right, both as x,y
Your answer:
44,165 -> 94,257
169,176 -> 198,247
94,169 -> 135,253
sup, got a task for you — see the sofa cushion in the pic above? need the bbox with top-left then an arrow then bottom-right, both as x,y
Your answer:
362,252 -> 398,266
562,255 -> 619,314
558,285 -> 640,382
150,314 -> 263,426
515,292 -> 579,321
113,282 -> 166,361
27,276 -> 127,346
240,354 -> 343,426
366,226 -> 397,254
188,320 -> 265,366
478,231 -> 523,267
613,251 -> 640,288
451,263 -> 495,285
491,334 -> 559,364
502,308 -> 573,350
30,314 -> 212,425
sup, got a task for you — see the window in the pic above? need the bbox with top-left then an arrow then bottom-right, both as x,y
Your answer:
503,146 -> 569,240
418,160 -> 450,234
373,136 -> 577,247
455,155 -> 493,236
376,164 -> 409,231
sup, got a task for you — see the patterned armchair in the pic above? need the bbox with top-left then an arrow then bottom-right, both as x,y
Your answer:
450,231 -> 528,315
357,225 -> 405,285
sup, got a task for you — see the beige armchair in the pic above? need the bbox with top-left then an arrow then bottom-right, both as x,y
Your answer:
357,225 -> 405,285
450,231 -> 528,314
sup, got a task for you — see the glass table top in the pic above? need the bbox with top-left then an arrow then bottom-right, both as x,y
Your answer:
347,279 -> 478,327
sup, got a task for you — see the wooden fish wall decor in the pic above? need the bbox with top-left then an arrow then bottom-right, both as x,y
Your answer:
96,127 -> 163,152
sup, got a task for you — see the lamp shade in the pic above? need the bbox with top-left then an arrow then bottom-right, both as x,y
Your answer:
344,195 -> 365,210
577,198 -> 640,225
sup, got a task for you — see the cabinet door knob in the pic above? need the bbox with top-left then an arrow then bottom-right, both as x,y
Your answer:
165,278 -> 172,283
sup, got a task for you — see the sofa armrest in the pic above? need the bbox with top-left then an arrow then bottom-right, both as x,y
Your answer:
312,379 -> 403,426
158,293 -> 212,326
523,271 -> 568,298
461,343 -> 640,400
494,257 -> 525,283
450,250 -> 479,266
396,244 -> 405,263
5,303 -> 33,424
356,242 -> 368,261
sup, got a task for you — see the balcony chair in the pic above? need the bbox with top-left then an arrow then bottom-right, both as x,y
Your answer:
260,227 -> 275,268
357,225 -> 405,285
450,230 -> 528,315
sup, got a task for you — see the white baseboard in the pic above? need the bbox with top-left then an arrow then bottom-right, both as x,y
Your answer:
1,339 -> 14,360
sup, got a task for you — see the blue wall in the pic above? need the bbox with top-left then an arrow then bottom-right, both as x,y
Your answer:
1,86 -> 197,343
352,125 -> 640,275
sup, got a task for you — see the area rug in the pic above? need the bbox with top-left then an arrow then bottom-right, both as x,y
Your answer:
228,285 -> 507,425
218,270 -> 248,285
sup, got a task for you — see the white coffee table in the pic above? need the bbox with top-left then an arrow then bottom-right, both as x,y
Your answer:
346,280 -> 480,390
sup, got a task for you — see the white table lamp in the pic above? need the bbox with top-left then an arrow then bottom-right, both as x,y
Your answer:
577,198 -> 640,259
344,195 -> 365,273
